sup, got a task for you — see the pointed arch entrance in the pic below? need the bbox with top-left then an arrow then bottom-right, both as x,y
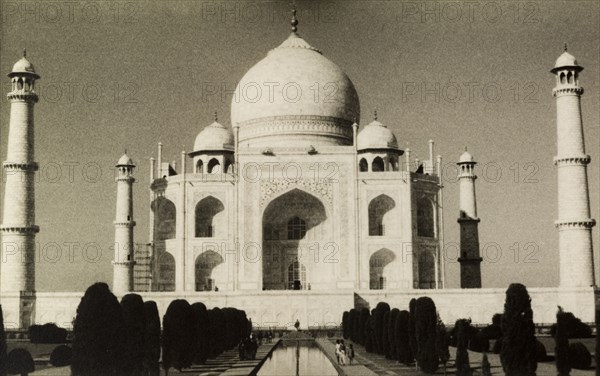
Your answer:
262,189 -> 327,290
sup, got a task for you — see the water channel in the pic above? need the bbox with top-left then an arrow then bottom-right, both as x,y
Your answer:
257,339 -> 339,376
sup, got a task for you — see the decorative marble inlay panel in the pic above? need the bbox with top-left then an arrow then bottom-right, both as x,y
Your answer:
260,178 -> 333,207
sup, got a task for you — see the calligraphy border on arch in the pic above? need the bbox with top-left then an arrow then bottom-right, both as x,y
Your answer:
260,178 -> 333,207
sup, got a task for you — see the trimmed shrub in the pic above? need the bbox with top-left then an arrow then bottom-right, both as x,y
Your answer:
162,300 -> 195,373
549,310 -> 592,338
414,297 -> 438,374
568,342 -> 591,370
1,305 -> 7,376
535,340 -> 547,362
143,301 -> 161,376
555,307 -> 571,376
492,338 -> 502,354
121,294 -> 145,375
6,349 -> 34,376
49,345 -> 72,367
28,324 -> 68,344
71,282 -> 125,376
436,319 -> 449,371
342,311 -> 350,339
455,319 -> 473,376
500,283 -> 537,376
479,314 -> 502,340
468,332 -> 489,353
395,310 -> 413,365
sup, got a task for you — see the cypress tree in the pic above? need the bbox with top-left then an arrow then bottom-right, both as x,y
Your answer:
351,309 -> 360,343
71,282 -> 125,376
191,303 -> 209,365
555,306 -> 570,376
162,299 -> 195,373
342,311 -> 350,340
120,294 -> 146,375
143,301 -> 161,376
409,298 -> 418,364
455,319 -> 473,376
364,314 -> 374,353
0,305 -> 6,376
388,309 -> 400,360
500,283 -> 537,376
395,310 -> 413,365
382,311 -> 391,358
415,297 -> 438,373
358,308 -> 370,345
592,305 -> 600,376
373,302 -> 390,355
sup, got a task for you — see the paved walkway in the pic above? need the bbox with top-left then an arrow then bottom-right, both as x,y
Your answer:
337,340 -> 595,375
315,338 -> 377,376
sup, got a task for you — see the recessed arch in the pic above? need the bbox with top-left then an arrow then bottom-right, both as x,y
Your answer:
225,160 -> 233,173
368,194 -> 396,236
196,160 -> 204,174
195,196 -> 225,238
359,158 -> 368,172
156,251 -> 175,292
372,156 -> 385,172
417,197 -> 435,237
389,156 -> 399,171
195,251 -> 224,291
152,197 -> 176,240
262,189 -> 328,290
208,158 -> 220,174
369,248 -> 395,290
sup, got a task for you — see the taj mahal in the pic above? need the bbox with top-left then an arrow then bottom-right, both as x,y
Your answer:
0,12 -> 596,330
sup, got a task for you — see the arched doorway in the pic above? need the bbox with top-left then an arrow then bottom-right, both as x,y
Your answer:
195,251 -> 225,291
156,251 -> 175,292
368,194 -> 396,236
195,196 -> 225,238
369,248 -> 395,290
288,259 -> 307,290
262,189 -> 327,290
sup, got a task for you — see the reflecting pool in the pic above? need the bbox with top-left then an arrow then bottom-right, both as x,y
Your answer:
257,340 -> 338,376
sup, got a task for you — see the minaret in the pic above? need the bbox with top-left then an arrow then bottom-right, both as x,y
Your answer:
113,153 -> 136,294
551,46 -> 596,287
457,149 -> 482,288
0,51 -> 40,328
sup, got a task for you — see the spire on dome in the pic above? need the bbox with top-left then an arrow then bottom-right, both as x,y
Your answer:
564,43 -> 568,52
214,111 -> 218,122
290,6 -> 298,34
23,49 -> 26,58
373,109 -> 378,121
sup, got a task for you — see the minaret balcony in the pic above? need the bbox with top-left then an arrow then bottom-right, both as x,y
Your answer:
113,220 -> 136,228
553,155 -> 591,166
3,162 -> 39,171
0,225 -> 40,233
7,91 -> 39,102
553,86 -> 584,97
555,219 -> 596,229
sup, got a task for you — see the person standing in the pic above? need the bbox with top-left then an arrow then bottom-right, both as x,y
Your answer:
335,340 -> 341,364
348,344 -> 355,365
339,340 -> 347,366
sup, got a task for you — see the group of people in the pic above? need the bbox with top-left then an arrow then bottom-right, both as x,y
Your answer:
238,334 -> 259,360
238,331 -> 276,360
335,339 -> 354,366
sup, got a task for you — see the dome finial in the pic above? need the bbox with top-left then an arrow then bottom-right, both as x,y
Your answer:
373,108 -> 378,121
124,148 -> 128,154
214,111 -> 218,122
564,43 -> 568,52
290,4 -> 298,33
23,49 -> 26,58
464,146 -> 468,151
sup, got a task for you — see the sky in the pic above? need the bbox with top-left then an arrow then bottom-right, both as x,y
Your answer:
0,0 -> 598,291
